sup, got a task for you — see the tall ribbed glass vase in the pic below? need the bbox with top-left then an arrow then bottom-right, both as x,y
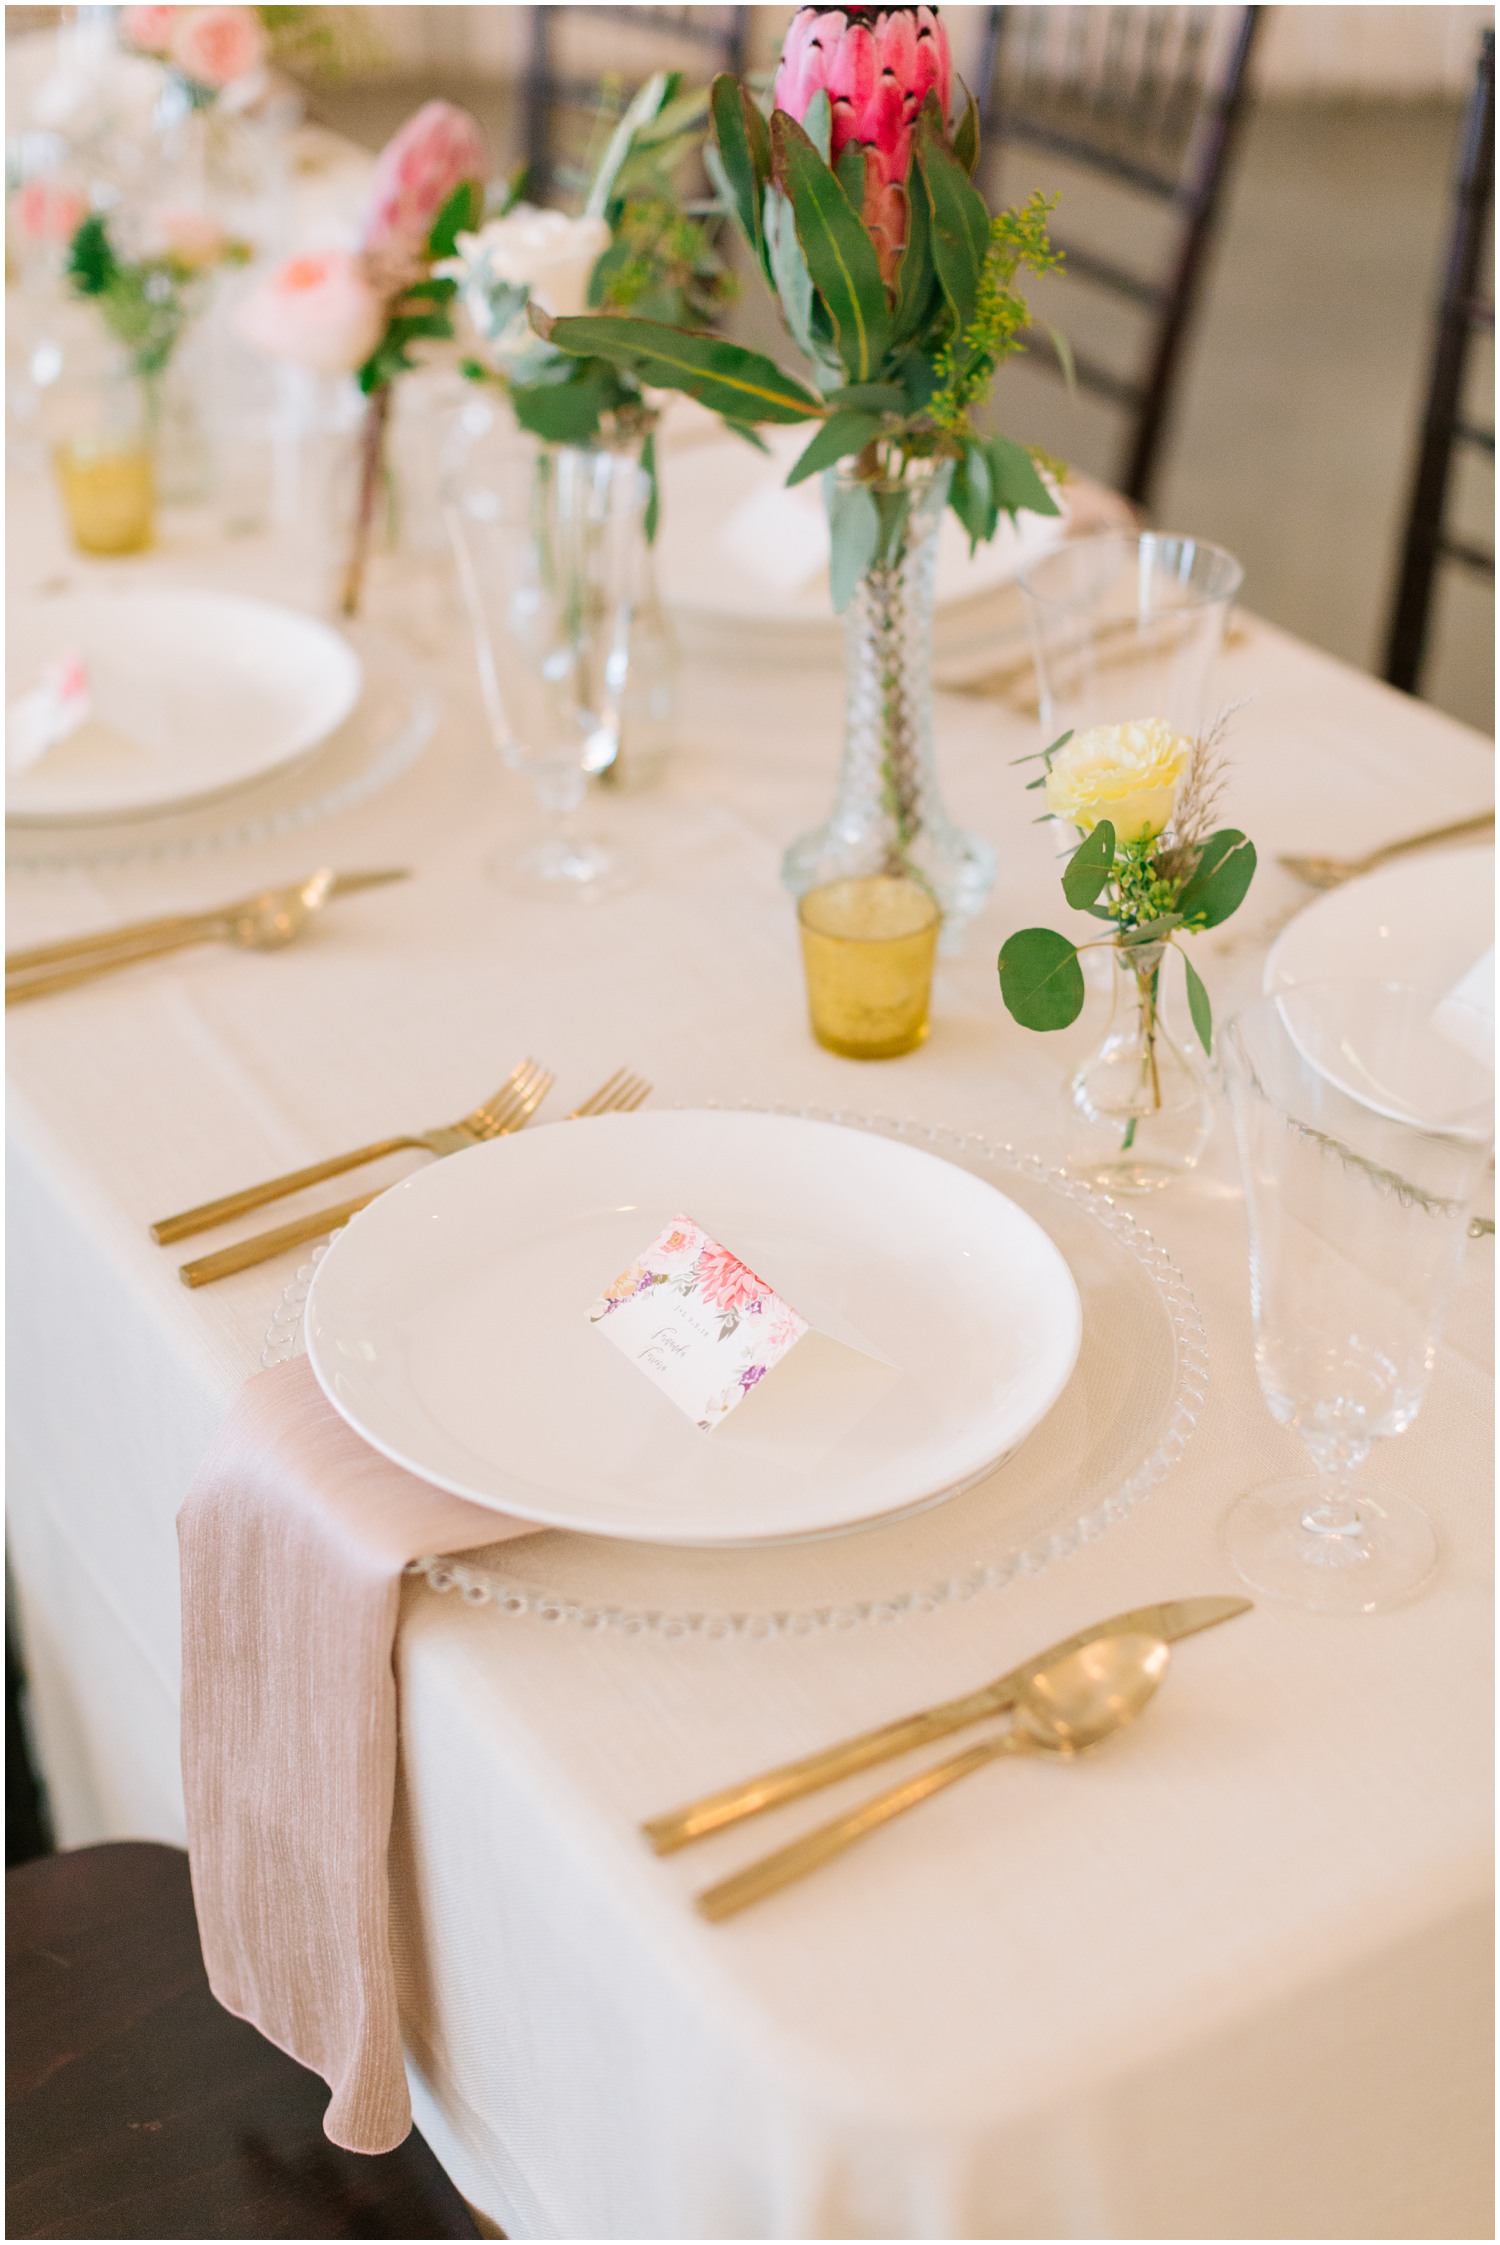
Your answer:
781,459 -> 994,952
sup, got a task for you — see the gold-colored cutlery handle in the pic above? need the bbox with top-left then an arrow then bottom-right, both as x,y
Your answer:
152,1137 -> 417,1244
1373,809 -> 1494,863
697,1730 -> 1022,1922
179,1189 -> 379,1288
7,922 -> 225,1004
643,1686 -> 1005,1855
6,909 -> 221,975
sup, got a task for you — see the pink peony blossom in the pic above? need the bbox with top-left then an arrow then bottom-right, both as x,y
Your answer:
694,1242 -> 771,1319
773,5 -> 950,189
13,178 -> 88,244
234,251 -> 387,373
169,5 -> 267,88
121,5 -> 178,56
360,101 -> 487,265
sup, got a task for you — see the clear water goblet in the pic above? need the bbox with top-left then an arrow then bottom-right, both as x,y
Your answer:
1019,530 -> 1242,742
444,407 -> 643,900
1221,980 -> 1493,1614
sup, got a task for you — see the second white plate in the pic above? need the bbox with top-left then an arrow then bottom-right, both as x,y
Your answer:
305,1109 -> 1083,1545
7,590 -> 363,824
1264,844 -> 1493,997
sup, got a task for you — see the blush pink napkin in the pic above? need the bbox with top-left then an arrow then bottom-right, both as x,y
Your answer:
179,1354 -> 535,2154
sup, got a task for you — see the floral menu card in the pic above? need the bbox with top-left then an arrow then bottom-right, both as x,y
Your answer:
589,1216 -> 809,1432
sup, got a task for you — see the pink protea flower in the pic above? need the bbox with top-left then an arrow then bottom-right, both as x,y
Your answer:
773,6 -> 950,190
169,6 -> 267,89
234,251 -> 387,373
360,101 -> 488,269
120,5 -> 178,57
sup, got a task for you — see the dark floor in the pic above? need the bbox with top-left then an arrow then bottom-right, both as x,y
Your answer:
310,77 -> 1494,738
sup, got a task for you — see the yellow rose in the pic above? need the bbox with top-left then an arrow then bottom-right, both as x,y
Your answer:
1043,718 -> 1192,846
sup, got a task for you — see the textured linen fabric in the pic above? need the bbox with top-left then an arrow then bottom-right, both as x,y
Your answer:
178,1353 -> 534,2152
6,415 -> 1494,2236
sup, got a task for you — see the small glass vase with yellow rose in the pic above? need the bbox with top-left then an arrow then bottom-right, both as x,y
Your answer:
999,712 -> 1257,1190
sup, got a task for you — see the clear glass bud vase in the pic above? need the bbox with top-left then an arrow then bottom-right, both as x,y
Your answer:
1065,947 -> 1213,1191
781,458 -> 994,952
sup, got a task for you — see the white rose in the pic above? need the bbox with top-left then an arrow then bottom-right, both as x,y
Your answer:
1043,717 -> 1192,846
442,207 -> 610,361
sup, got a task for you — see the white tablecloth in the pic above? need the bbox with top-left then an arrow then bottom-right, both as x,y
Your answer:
6,457 -> 1494,2240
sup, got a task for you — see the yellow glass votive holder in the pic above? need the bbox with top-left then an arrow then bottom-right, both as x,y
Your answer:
53,439 -> 156,556
798,876 -> 940,1059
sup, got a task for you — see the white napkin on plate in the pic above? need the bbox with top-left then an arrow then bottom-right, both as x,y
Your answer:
7,652 -> 90,773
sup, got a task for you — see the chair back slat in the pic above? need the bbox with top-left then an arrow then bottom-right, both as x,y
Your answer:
1383,29 -> 1496,697
978,4 -> 1261,510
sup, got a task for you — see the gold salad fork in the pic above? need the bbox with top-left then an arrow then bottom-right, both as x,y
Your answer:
175,1066 -> 650,1287
173,1062 -> 554,1288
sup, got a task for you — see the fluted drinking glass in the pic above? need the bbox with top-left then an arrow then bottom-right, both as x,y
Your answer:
1221,980 -> 1493,1613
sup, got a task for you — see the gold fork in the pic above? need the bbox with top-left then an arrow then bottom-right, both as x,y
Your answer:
152,1060 -> 552,1245
177,1064 -> 555,1288
567,1067 -> 651,1119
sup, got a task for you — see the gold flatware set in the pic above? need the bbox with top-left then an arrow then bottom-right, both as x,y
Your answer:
6,867 -> 410,1003
643,1594 -> 1252,1921
160,1063 -> 651,1288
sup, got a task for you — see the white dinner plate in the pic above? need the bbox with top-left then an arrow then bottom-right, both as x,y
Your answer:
305,1110 -> 1083,1545
7,591 -> 363,824
656,424 -> 1065,637
1264,844 -> 1494,998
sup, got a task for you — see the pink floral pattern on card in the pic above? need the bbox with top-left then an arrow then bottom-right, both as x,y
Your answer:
589,1214 -> 808,1431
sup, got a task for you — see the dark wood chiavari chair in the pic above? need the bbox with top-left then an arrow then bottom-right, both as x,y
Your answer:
1383,29 -> 1495,700
974,4 -> 1261,515
522,4 -> 748,208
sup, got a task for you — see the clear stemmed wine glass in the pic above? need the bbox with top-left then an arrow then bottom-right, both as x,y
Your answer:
444,406 -> 643,900
1221,979 -> 1493,1614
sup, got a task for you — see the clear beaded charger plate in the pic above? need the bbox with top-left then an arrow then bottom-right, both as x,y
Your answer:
6,626 -> 436,873
263,1110 -> 1209,1638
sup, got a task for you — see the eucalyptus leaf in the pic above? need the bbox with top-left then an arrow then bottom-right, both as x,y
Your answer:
1182,950 -> 1213,1054
772,111 -> 891,384
1061,818 -> 1116,908
986,434 -> 1060,518
544,313 -> 824,423
764,183 -> 821,364
997,928 -> 1086,1031
509,362 -> 615,443
873,483 -> 912,567
586,70 -> 671,218
826,382 -> 908,411
949,439 -> 994,550
826,476 -> 880,612
890,147 -> 939,348
802,87 -> 832,162
1177,829 -> 1257,928
641,428 -> 660,545
916,114 -> 990,333
786,409 -> 883,485
709,75 -> 769,274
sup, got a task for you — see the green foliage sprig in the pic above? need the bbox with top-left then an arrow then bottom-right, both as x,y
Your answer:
540,77 -> 1062,604
66,210 -> 248,383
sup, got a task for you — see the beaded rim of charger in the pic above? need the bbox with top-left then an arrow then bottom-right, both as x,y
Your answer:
262,1108 -> 1210,1639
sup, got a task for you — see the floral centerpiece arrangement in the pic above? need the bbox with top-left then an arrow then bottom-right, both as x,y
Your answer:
65,202 -> 250,402
998,714 -> 1257,1187
235,99 -> 487,613
534,2 -> 1063,936
120,6 -> 269,109
443,70 -> 737,537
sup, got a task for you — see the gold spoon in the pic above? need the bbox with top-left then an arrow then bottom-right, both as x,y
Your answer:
5,869 -> 404,1004
695,1633 -> 1171,1922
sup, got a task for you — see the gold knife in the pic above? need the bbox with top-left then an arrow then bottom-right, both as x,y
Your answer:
642,1594 -> 1251,1855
